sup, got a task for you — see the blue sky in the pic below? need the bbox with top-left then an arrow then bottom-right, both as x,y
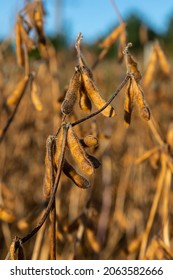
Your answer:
0,0 -> 173,43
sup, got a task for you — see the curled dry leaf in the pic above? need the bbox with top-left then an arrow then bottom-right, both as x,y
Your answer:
67,124 -> 94,175
31,79 -> 43,111
63,160 -> 90,189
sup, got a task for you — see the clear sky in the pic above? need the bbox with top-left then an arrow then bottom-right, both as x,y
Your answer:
0,0 -> 173,43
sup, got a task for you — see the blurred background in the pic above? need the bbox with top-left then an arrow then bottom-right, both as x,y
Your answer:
0,0 -> 173,260
0,0 -> 173,46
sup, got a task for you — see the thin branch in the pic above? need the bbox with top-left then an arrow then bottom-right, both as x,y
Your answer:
110,0 -> 124,23
72,74 -> 130,127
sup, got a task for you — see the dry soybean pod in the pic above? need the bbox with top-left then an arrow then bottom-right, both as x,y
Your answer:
63,160 -> 90,189
31,78 -> 43,111
15,18 -> 24,66
99,22 -> 126,49
54,126 -> 64,168
81,67 -> 116,118
61,68 -> 81,115
7,76 -> 29,106
155,41 -> 171,76
67,124 -> 94,175
143,46 -> 157,87
131,76 -> 150,121
79,82 -> 92,113
43,136 -> 55,199
124,79 -> 133,127
80,135 -> 98,148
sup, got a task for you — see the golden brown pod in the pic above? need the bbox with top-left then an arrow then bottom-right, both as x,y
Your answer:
34,1 -> 46,44
117,29 -> 127,62
99,22 -> 126,49
31,79 -> 43,111
81,67 -> 116,118
9,237 -> 24,260
79,82 -> 92,113
54,126 -> 64,168
143,46 -> 157,87
86,154 -> 101,169
123,43 -> 141,82
43,136 -> 54,199
61,68 -> 81,115
154,41 -> 171,77
80,135 -> 98,148
15,19 -> 24,66
67,124 -> 94,175
124,79 -> 133,127
131,77 -> 150,121
63,160 -> 90,189
0,206 -> 15,223
7,76 -> 29,106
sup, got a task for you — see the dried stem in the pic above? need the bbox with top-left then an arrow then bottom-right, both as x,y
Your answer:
110,0 -> 124,23
148,115 -> 165,146
139,155 -> 167,259
49,138 -> 56,260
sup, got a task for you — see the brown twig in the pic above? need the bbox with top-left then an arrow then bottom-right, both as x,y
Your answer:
139,154 -> 167,259
110,0 -> 124,23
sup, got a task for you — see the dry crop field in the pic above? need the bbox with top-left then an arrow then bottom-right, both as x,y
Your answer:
0,0 -> 173,260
